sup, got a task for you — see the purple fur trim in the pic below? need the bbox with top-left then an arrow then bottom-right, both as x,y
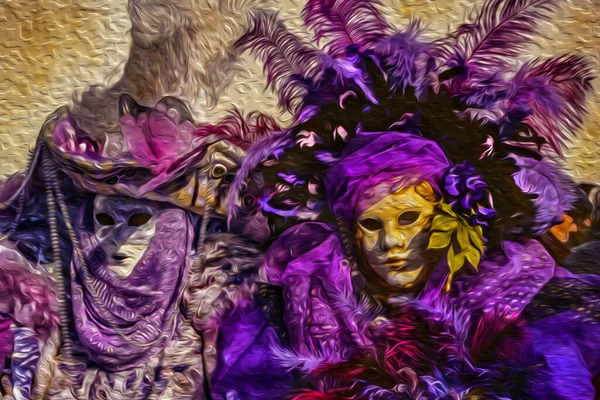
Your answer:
302,0 -> 392,57
0,244 -> 59,338
510,154 -> 577,234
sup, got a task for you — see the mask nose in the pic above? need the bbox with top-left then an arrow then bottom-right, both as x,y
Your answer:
98,222 -> 130,250
382,223 -> 404,250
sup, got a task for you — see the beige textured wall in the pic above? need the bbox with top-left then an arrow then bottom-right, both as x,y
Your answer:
0,0 -> 599,181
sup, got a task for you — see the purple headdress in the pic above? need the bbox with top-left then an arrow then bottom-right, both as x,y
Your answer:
230,0 -> 594,243
325,132 -> 451,223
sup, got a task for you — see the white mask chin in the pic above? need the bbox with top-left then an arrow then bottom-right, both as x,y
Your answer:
93,195 -> 159,279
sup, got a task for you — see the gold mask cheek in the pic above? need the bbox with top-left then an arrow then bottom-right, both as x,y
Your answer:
357,226 -> 382,267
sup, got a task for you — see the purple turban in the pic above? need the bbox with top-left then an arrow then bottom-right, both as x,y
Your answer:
324,132 -> 451,222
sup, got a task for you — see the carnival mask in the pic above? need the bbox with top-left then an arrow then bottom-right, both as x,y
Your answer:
166,140 -> 246,216
356,183 -> 437,289
93,195 -> 158,279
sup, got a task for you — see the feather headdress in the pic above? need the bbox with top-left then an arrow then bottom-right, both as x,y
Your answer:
229,0 -> 595,246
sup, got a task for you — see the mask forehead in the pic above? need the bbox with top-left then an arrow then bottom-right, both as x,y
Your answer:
356,184 -> 437,289
360,188 -> 433,219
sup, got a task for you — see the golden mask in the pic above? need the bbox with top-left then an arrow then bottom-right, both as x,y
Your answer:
356,182 -> 437,289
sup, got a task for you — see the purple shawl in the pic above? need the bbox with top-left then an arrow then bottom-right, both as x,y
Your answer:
74,207 -> 194,371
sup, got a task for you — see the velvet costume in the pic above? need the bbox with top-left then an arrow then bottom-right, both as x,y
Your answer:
209,133 -> 600,400
219,0 -> 600,396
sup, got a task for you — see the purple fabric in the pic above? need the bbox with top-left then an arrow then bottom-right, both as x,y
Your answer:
52,114 -> 103,160
324,132 -> 451,222
450,240 -> 556,318
11,326 -> 40,400
212,298 -> 293,400
264,222 -> 377,373
264,223 -> 367,369
0,318 -> 13,369
120,110 -> 195,175
51,106 -> 196,171
443,161 -> 496,226
524,311 -> 600,399
72,208 -> 194,371
263,222 -> 599,397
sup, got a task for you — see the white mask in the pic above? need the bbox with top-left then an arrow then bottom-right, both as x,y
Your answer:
93,195 -> 158,279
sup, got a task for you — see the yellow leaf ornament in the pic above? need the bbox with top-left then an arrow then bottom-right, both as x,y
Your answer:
427,201 -> 486,292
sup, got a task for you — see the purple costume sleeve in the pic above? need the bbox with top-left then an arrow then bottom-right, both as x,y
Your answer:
449,241 -> 600,398
523,311 -> 599,398
211,298 -> 294,400
263,222 -> 374,373
450,240 -> 556,318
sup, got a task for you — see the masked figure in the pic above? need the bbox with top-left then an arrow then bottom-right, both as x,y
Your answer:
223,0 -> 600,398
0,94 -> 283,400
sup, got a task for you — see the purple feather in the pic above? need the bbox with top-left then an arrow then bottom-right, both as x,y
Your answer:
235,11 -> 322,112
436,0 -> 558,71
315,52 -> 379,104
302,0 -> 393,57
434,0 -> 559,109
227,130 -> 295,226
510,154 -> 577,234
314,151 -> 339,165
503,54 -> 595,155
373,20 -> 434,98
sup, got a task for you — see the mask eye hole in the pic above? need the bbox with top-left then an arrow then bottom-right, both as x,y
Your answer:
104,176 -> 119,185
398,211 -> 421,225
359,218 -> 382,232
96,213 -> 115,226
223,173 -> 236,184
243,194 -> 257,208
128,213 -> 152,227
